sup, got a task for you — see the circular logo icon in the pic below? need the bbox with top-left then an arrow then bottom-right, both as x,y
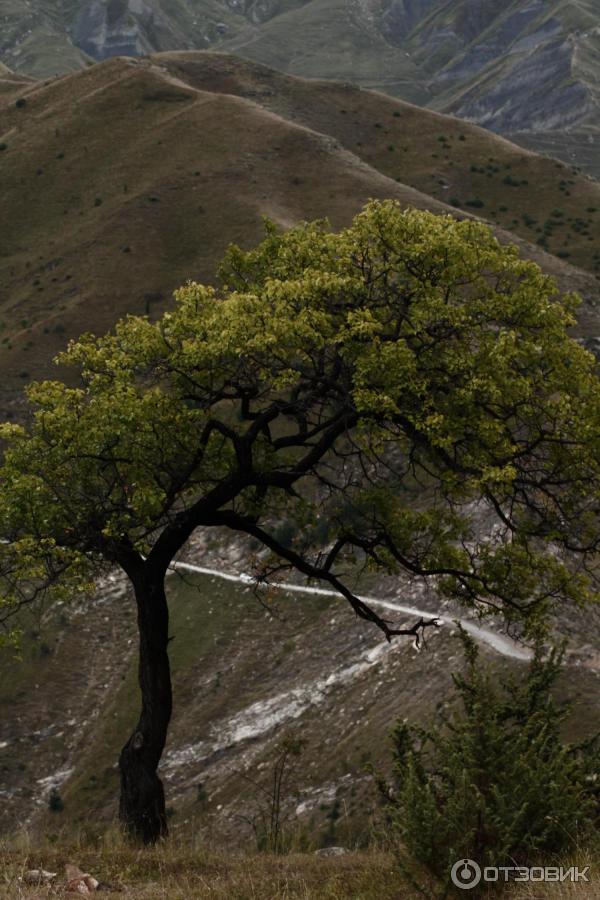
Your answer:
451,859 -> 482,890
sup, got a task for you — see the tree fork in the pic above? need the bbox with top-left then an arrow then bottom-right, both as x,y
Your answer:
119,570 -> 172,844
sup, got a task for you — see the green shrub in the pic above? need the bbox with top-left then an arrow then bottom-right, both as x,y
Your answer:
377,632 -> 599,886
465,198 -> 484,208
48,787 -> 64,812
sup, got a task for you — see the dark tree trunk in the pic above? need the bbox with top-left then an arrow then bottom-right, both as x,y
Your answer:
119,569 -> 172,844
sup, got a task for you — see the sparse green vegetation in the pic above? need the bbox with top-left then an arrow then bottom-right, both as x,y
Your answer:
48,788 -> 64,813
379,634 -> 600,888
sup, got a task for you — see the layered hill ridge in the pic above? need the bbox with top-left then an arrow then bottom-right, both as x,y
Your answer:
2,1 -> 600,176
2,51 -> 600,413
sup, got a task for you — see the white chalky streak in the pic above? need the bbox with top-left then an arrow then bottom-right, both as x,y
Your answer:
170,561 -> 532,662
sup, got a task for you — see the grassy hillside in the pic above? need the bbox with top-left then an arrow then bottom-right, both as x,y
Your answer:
158,52 -> 600,281
4,1 -> 600,177
223,0 -> 600,178
0,55 -> 447,413
1,52 -> 600,416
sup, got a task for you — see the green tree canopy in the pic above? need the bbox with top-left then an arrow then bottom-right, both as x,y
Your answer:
1,201 -> 599,842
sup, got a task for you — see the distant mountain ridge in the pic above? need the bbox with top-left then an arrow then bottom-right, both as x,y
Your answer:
2,1 -> 600,175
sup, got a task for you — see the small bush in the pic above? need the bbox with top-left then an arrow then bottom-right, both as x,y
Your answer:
377,632 -> 599,887
465,198 -> 484,208
15,97 -> 26,108
48,788 -> 64,812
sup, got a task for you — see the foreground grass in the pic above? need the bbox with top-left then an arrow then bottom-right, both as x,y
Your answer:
0,834 -> 597,899
1,837 -> 410,899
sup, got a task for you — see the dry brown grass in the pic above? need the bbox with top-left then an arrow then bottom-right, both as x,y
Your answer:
156,52 -> 600,285
1,831 -> 598,899
0,832 -> 413,899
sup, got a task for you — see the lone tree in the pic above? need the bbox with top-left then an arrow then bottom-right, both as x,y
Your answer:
1,201 -> 600,843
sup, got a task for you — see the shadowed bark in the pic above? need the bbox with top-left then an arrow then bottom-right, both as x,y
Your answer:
119,571 -> 172,843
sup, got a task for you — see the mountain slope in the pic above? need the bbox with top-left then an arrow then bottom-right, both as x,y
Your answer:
156,52 -> 600,285
0,0 -> 93,78
224,0 -> 600,176
2,52 -> 600,414
3,1 -> 600,176
0,54 -> 464,414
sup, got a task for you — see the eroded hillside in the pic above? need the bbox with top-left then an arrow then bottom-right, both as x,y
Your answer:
2,533 -> 599,842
